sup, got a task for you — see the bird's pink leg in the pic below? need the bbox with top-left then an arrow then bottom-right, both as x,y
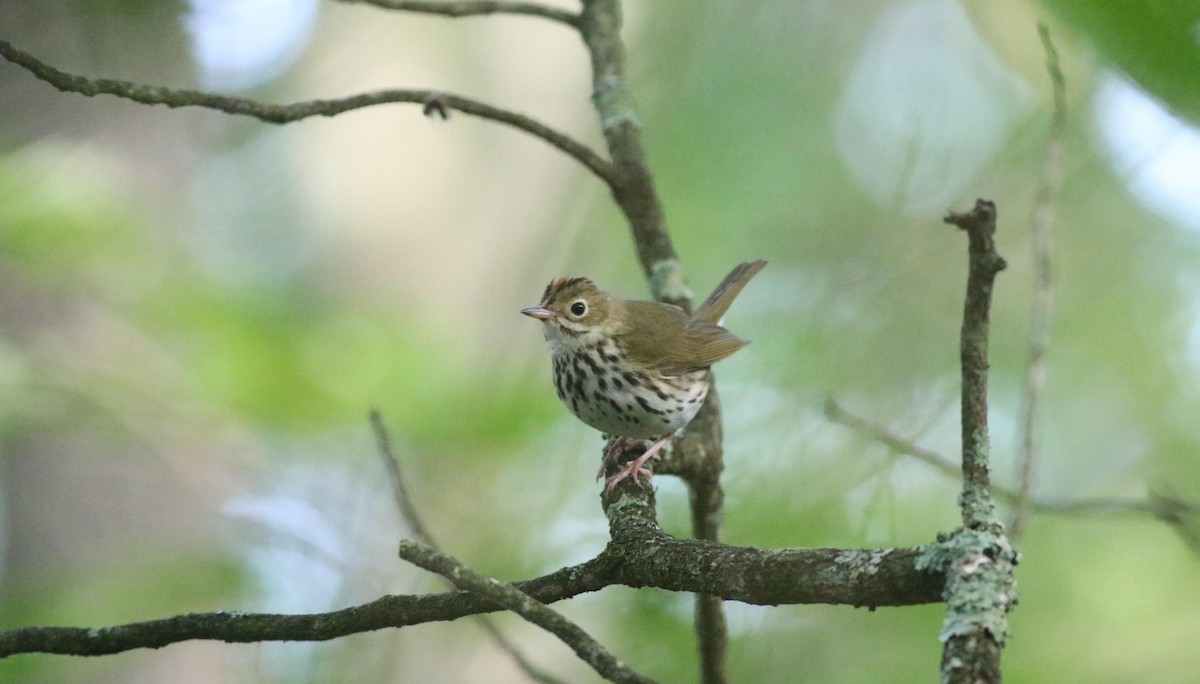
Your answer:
598,437 -> 625,479
603,433 -> 672,492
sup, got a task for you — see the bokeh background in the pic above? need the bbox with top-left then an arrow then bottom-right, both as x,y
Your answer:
2,1 -> 1199,682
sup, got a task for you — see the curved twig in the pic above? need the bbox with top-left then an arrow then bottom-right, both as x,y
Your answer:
1011,23 -> 1067,542
824,399 -> 1200,536
338,0 -> 581,27
0,557 -> 610,658
0,40 -> 616,186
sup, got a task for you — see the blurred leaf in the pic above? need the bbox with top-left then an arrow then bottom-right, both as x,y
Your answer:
0,148 -> 142,288
1042,0 -> 1200,124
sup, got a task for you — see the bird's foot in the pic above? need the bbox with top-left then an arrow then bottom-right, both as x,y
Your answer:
601,433 -> 673,492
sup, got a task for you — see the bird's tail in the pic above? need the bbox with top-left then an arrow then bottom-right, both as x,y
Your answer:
693,260 -> 767,325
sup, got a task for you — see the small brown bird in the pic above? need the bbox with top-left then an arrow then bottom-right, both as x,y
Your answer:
522,261 -> 766,490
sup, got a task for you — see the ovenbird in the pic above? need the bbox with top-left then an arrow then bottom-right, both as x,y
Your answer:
522,260 -> 766,490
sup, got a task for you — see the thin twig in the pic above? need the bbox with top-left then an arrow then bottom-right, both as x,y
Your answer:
824,399 -> 1200,531
369,410 -> 435,543
0,40 -> 616,186
369,411 -> 567,684
1011,23 -> 1067,543
400,540 -> 657,684
825,399 -> 959,480
338,0 -> 581,26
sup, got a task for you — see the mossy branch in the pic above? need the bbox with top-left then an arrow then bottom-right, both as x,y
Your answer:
935,199 -> 1015,684
0,476 -> 943,659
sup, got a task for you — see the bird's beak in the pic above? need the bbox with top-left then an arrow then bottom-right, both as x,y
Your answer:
521,307 -> 557,320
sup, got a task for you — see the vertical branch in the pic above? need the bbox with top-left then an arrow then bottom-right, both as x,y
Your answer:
929,200 -> 1015,684
577,0 -> 686,307
947,200 -> 1007,530
685,394 -> 729,684
1011,23 -> 1066,542
576,3 -> 727,682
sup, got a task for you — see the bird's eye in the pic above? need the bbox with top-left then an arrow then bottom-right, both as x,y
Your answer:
570,301 -> 587,317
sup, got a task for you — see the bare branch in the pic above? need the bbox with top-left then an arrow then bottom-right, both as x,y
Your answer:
824,399 -> 1200,534
1035,492 -> 1199,520
0,39 -> 617,186
0,556 -> 611,658
1011,23 -> 1067,542
400,540 -> 656,684
824,399 -> 961,480
337,0 -> 581,26
369,411 -> 568,684
370,410 -> 436,544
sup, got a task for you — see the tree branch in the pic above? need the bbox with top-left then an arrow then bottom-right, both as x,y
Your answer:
824,398 -> 963,480
598,478 -> 942,608
370,410 -> 437,545
370,411 -> 568,684
337,0 -> 581,27
946,199 -> 1007,531
934,199 -> 1014,684
577,0 -> 683,304
678,394 -> 729,684
0,39 -> 617,186
575,3 -> 730,681
0,544 -> 938,658
0,556 -> 612,658
400,540 -> 655,684
0,477 -> 943,659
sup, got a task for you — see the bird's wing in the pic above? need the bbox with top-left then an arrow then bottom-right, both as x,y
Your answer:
619,302 -> 748,376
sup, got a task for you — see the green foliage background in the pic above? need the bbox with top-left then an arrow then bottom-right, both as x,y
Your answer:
1,1 -> 1198,682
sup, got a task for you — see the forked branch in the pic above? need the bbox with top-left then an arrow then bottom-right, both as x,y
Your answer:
371,411 -> 567,684
400,540 -> 656,684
